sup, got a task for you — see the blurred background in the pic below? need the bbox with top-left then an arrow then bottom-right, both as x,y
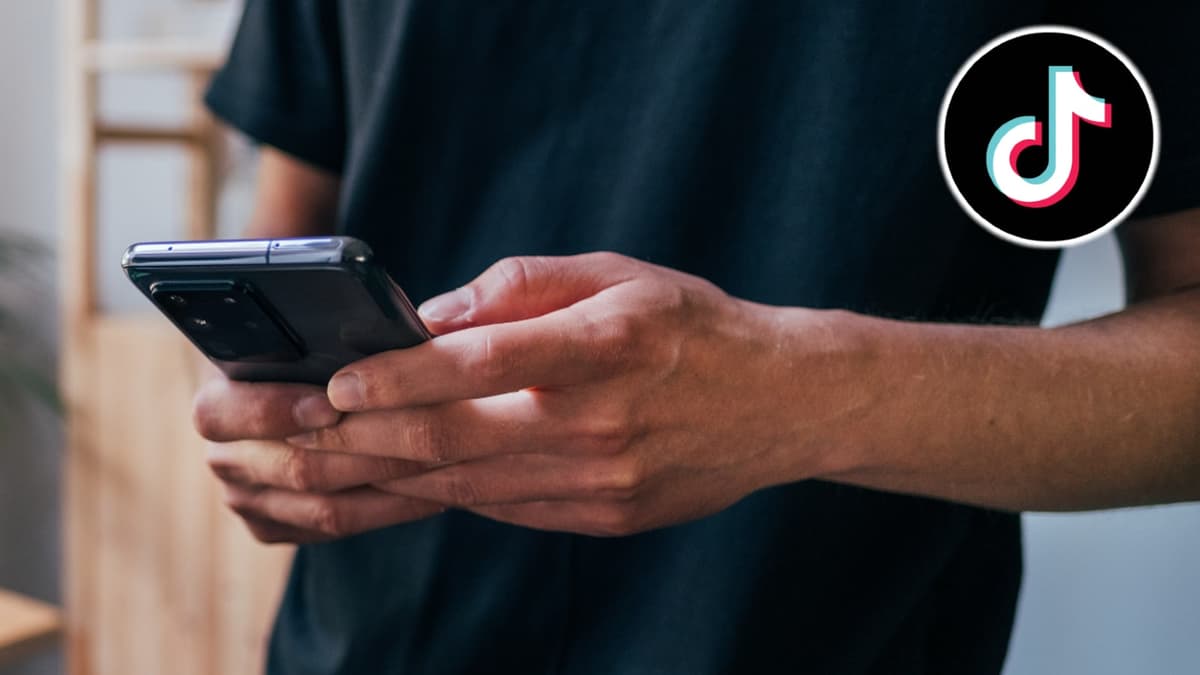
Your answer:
0,1 -> 1196,674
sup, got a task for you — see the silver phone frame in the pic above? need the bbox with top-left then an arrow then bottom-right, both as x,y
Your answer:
122,236 -> 374,269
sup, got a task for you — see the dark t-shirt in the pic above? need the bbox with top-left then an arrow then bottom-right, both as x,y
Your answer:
205,2 -> 1200,673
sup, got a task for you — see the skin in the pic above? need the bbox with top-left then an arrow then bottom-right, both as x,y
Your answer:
197,148 -> 1200,543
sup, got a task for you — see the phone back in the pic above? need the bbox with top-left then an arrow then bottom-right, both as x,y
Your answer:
123,237 -> 430,385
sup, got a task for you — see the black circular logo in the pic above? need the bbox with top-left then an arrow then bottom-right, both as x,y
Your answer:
938,26 -> 1158,249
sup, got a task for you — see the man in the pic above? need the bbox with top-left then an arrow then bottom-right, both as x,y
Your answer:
195,2 -> 1200,673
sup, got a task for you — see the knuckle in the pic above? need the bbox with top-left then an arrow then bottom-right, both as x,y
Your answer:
590,501 -> 639,538
468,332 -> 513,384
606,312 -> 641,348
492,257 -> 535,295
305,425 -> 346,451
587,251 -> 629,269
590,312 -> 646,367
350,362 -> 404,411
587,457 -> 643,500
309,498 -> 346,537
440,474 -> 484,506
576,404 -> 636,455
403,413 -> 449,463
280,450 -> 323,492
655,280 -> 692,317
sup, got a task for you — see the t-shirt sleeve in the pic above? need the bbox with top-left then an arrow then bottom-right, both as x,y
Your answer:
1061,3 -> 1200,218
204,0 -> 347,174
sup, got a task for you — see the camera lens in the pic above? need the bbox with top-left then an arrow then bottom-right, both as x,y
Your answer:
188,317 -> 211,329
207,341 -> 235,359
223,296 -> 238,305
167,294 -> 187,307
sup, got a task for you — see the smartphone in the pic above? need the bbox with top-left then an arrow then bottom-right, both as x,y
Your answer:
123,236 -> 431,384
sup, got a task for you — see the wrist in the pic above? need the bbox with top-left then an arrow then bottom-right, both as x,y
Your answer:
754,304 -> 885,486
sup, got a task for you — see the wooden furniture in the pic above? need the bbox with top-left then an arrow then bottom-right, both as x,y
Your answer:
0,589 -> 61,668
61,2 -> 293,674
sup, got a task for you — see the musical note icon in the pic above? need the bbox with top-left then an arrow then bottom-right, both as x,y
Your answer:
986,66 -> 1111,208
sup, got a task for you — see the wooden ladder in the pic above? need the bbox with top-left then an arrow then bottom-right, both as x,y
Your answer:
60,2 -> 293,674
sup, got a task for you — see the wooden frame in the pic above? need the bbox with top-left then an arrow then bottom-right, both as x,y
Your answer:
60,2 -> 292,673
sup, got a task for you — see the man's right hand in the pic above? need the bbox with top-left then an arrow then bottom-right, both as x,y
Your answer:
194,373 -> 445,544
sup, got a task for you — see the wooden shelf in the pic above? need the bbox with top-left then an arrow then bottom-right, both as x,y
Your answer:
81,39 -> 225,73
0,588 -> 61,666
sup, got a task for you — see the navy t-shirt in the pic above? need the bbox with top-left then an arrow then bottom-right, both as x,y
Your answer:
205,2 -> 1200,673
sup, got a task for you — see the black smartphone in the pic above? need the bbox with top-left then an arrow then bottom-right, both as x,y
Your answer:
122,236 -> 431,384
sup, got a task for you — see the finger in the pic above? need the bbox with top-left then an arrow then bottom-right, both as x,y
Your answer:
417,253 -> 639,333
288,391 -> 587,463
193,375 -> 341,442
222,484 -> 445,539
238,514 -> 334,545
373,453 -> 639,506
327,307 -> 629,411
207,440 -> 426,492
469,499 -> 641,538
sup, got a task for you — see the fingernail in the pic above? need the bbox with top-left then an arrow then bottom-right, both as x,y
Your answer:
419,288 -> 471,322
328,372 -> 364,410
292,394 -> 340,430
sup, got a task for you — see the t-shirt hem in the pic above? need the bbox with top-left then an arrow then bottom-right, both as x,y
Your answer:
204,81 -> 346,175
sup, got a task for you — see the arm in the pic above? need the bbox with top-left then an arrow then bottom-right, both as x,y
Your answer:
198,209 -> 1200,539
243,147 -> 342,238
813,208 -> 1200,511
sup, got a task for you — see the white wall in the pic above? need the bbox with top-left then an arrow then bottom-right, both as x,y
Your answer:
0,1 -> 64,673
0,4 -> 1196,674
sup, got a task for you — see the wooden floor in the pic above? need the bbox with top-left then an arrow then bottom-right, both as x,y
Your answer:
65,316 -> 293,675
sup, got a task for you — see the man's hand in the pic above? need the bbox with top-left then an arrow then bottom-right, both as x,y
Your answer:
198,208 -> 1200,543
276,253 -> 838,536
194,375 -> 445,543
192,146 -> 444,544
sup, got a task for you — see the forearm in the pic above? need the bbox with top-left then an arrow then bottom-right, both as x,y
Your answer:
783,290 -> 1200,511
243,147 -> 341,238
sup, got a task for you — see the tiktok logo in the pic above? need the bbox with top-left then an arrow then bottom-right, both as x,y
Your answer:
986,67 -> 1111,208
939,27 -> 1158,248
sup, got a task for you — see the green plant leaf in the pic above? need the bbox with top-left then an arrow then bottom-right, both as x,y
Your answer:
0,231 -> 59,415
0,360 -> 61,413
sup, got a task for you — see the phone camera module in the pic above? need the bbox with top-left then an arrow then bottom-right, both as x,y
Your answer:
151,281 -> 303,363
207,341 -> 236,359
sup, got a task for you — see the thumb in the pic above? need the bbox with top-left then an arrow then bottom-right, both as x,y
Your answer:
417,253 -> 635,332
